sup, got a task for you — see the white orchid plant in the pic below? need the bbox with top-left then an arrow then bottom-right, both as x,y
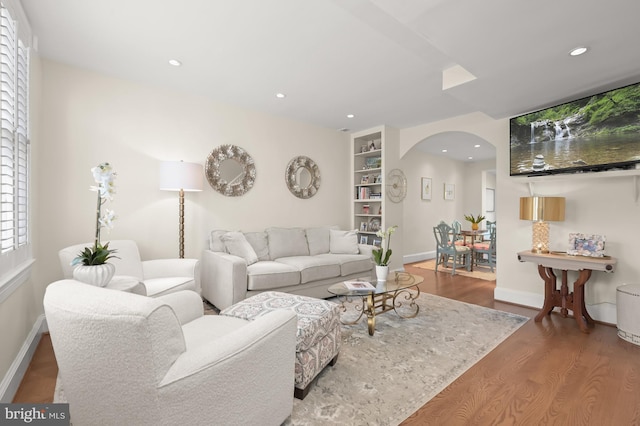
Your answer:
372,225 -> 398,266
72,162 -> 119,266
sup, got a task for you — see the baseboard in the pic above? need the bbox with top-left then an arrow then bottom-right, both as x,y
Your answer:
494,287 -> 618,324
0,314 -> 47,403
403,251 -> 436,265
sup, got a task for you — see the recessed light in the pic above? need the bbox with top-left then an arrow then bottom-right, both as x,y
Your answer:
468,156 -> 473,160
474,144 -> 481,148
276,93 -> 286,99
442,149 -> 448,153
347,114 -> 355,119
569,47 -> 588,56
168,59 -> 182,67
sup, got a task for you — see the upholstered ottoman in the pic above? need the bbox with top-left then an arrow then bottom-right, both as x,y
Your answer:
220,291 -> 341,399
616,284 -> 640,346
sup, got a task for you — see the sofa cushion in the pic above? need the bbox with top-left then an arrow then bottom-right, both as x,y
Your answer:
329,229 -> 359,254
316,253 -> 373,277
276,256 -> 341,284
305,226 -> 338,255
244,231 -> 270,261
267,227 -> 309,259
222,231 -> 259,265
209,229 -> 228,252
247,261 -> 301,291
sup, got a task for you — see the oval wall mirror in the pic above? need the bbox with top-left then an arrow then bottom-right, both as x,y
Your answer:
205,145 -> 256,196
285,156 -> 320,199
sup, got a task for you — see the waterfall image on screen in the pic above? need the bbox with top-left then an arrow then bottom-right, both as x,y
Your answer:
509,81 -> 640,176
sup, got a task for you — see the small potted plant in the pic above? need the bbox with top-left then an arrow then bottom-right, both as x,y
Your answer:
464,213 -> 486,231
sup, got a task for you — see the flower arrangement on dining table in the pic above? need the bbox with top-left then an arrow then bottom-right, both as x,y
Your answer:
372,225 -> 398,266
72,162 -> 118,266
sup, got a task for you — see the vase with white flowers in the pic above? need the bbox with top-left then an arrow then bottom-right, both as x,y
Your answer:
71,162 -> 118,286
372,225 -> 398,282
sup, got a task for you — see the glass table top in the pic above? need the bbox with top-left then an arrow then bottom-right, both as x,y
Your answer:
327,271 -> 423,297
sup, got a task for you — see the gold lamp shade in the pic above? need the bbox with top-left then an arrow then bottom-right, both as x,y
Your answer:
520,197 -> 565,253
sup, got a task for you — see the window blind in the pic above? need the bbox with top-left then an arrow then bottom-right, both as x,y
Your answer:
0,0 -> 29,268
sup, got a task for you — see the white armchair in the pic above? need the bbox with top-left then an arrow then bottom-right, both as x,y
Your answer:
44,280 -> 298,426
58,240 -> 199,297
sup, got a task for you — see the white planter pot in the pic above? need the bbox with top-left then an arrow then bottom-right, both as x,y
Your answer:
73,263 -> 115,287
375,265 -> 389,282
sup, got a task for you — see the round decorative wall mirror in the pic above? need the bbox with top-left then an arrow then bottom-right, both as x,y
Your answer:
205,145 -> 256,196
285,156 -> 320,199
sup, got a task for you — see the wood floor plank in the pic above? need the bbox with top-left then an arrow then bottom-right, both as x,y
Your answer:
14,263 -> 640,425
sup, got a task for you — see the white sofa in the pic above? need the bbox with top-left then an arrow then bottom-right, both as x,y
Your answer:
44,280 -> 297,426
58,240 -> 199,297
201,226 -> 375,309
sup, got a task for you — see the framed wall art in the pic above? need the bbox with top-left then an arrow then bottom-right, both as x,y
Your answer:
421,177 -> 432,200
444,183 -> 455,200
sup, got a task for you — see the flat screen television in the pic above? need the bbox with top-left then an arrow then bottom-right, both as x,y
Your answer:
509,81 -> 640,176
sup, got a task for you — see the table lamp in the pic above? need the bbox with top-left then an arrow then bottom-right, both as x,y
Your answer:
159,160 -> 203,258
519,196 -> 565,254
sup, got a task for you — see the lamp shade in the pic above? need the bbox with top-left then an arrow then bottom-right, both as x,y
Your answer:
519,197 -> 565,222
159,161 -> 203,192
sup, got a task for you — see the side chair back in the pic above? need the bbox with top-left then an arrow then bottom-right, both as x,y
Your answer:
433,222 -> 471,275
473,222 -> 497,272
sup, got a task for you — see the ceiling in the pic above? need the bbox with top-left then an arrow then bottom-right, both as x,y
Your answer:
20,0 -> 640,163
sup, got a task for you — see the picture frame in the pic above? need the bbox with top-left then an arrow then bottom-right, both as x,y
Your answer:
360,222 -> 367,231
567,233 -> 606,257
372,237 -> 382,247
444,183 -> 455,200
360,235 -> 368,245
360,175 -> 369,184
486,188 -> 495,212
421,177 -> 432,200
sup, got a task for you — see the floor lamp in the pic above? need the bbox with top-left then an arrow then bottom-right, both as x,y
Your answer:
519,196 -> 565,253
159,161 -> 203,258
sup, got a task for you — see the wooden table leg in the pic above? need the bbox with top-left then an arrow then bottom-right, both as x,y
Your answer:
535,265 -> 558,322
572,269 -> 595,333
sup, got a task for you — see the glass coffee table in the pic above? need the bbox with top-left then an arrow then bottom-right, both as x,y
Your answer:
328,271 -> 423,336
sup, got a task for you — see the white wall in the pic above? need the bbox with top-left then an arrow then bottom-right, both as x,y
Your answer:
35,59 -> 351,290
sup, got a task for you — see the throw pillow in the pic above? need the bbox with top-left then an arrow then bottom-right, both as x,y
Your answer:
209,229 -> 228,252
306,225 -> 339,255
243,231 -> 270,261
221,231 -> 259,265
329,229 -> 360,254
266,227 -> 309,259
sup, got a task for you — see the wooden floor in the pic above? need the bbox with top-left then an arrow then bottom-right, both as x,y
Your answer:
14,263 -> 640,425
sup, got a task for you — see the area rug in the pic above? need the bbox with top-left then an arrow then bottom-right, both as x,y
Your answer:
284,292 -> 525,425
413,258 -> 496,281
55,294 -> 526,426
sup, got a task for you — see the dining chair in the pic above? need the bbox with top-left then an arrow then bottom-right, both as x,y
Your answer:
433,222 -> 471,275
472,221 -> 496,272
451,220 -> 466,246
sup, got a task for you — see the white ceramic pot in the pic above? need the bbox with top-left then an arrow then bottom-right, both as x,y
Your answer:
375,265 -> 389,282
73,263 -> 115,287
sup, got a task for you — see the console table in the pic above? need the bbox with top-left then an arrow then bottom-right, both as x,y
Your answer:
517,251 -> 617,333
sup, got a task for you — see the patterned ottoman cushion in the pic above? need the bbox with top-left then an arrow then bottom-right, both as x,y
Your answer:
220,291 -> 341,351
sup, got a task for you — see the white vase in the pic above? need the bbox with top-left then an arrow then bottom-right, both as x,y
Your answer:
375,265 -> 389,282
73,263 -> 115,287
